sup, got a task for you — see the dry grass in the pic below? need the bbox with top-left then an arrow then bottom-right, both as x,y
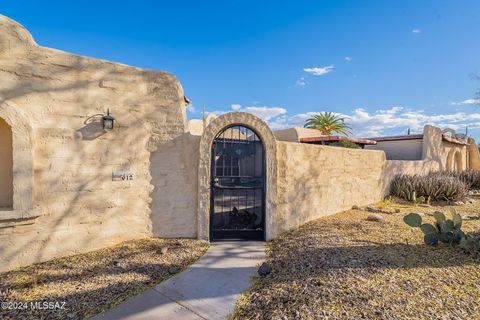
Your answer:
232,199 -> 480,320
0,238 -> 208,320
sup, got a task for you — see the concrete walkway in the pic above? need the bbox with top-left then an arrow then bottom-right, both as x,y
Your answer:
93,242 -> 265,320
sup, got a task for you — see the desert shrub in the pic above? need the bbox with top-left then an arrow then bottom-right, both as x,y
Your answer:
330,140 -> 360,149
455,170 -> 480,190
390,172 -> 468,202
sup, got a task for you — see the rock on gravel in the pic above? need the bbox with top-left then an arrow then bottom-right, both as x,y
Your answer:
366,206 -> 382,213
113,259 -> 126,269
258,262 -> 271,277
367,214 -> 384,221
168,266 -> 180,274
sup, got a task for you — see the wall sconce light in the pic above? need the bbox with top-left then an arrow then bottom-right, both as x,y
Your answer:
102,109 -> 115,130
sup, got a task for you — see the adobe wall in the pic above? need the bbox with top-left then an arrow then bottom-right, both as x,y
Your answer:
150,133 -> 200,238
365,139 -> 423,160
274,127 -> 321,142
421,125 -> 468,171
0,15 -> 188,271
275,142 -> 386,234
468,137 -> 480,170
274,141 -> 441,235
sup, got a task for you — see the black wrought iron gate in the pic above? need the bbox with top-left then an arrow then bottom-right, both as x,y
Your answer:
210,125 -> 265,240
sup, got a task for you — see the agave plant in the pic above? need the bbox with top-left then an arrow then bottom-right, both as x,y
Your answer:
390,172 -> 468,202
304,112 -> 352,136
456,170 -> 480,189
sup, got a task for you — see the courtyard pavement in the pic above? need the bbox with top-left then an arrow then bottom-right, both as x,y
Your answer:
93,241 -> 265,320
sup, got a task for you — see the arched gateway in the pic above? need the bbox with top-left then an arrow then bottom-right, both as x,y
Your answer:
210,125 -> 265,240
198,112 -> 277,241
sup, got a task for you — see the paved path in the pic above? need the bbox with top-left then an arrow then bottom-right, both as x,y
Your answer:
93,241 -> 265,320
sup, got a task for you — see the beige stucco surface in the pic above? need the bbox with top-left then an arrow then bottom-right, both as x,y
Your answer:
422,125 -> 469,171
274,141 -> 445,235
0,117 -> 13,208
150,133 -> 200,238
274,127 -> 327,142
275,142 -> 387,234
0,15 -> 187,271
366,139 -> 423,160
468,137 -> 480,170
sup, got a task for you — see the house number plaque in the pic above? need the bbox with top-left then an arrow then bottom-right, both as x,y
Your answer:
112,171 -> 134,181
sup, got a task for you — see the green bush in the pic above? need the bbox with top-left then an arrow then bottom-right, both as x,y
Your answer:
330,140 -> 360,149
391,172 -> 468,202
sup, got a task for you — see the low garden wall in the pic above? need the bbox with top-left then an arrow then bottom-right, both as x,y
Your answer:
274,142 -> 441,235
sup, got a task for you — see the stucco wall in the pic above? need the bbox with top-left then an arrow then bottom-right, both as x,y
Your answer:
422,125 -> 468,171
365,139 -> 423,160
468,137 -> 480,170
0,117 -> 13,208
275,142 -> 387,234
274,127 -> 328,142
0,15 -> 188,271
150,134 -> 200,238
274,141 -> 444,236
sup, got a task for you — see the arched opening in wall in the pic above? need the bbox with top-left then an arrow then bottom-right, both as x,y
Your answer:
454,151 -> 463,171
0,117 -> 13,209
210,125 -> 265,240
446,150 -> 454,171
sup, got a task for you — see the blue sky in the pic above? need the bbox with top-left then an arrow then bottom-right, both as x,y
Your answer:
3,1 -> 480,138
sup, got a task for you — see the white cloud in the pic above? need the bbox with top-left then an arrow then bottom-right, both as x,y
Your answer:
345,56 -> 352,62
268,107 -> 480,137
303,65 -> 334,76
412,29 -> 421,34
231,104 -> 242,111
211,104 -> 480,138
295,77 -> 307,88
450,98 -> 480,106
224,104 -> 287,121
186,104 -> 195,113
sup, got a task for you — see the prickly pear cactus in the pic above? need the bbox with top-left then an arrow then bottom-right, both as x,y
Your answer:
404,210 -> 470,247
403,213 -> 422,228
424,233 -> 439,245
420,223 -> 437,235
452,209 -> 462,228
433,211 -> 446,223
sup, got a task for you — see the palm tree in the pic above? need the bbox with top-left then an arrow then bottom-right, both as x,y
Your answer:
304,112 -> 352,136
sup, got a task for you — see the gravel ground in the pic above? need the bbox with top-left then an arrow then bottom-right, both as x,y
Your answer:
232,199 -> 480,320
0,238 -> 208,320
